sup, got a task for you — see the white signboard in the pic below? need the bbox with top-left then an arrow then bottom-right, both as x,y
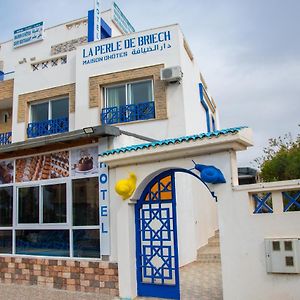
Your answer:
14,22 -> 44,48
113,2 -> 135,34
94,0 -> 101,41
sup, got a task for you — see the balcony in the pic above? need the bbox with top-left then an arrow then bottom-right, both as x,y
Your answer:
101,101 -> 155,125
27,117 -> 69,138
0,132 -> 12,145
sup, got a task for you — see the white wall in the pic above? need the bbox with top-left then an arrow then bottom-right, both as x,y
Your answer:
175,172 -> 218,267
108,151 -> 230,298
218,182 -> 300,300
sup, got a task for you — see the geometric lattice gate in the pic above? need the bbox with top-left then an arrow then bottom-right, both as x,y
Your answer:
135,170 -> 180,299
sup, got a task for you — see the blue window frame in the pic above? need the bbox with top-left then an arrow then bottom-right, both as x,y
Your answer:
199,83 -> 211,132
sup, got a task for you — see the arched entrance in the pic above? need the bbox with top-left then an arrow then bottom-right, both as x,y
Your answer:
135,168 -> 214,299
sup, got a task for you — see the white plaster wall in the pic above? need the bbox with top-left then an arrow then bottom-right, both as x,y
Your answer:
177,32 -> 219,134
218,187 -> 300,300
108,151 -> 230,298
0,10 -> 116,72
75,24 -> 187,138
175,173 -> 218,267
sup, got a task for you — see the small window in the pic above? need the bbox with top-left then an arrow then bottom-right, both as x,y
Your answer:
0,230 -> 12,254
18,186 -> 39,224
285,256 -> 294,267
43,183 -> 66,223
72,177 -> 99,226
106,85 -> 126,107
272,241 -> 280,251
73,229 -> 100,258
0,187 -> 13,227
284,241 -> 293,251
31,97 -> 69,123
105,79 -> 153,108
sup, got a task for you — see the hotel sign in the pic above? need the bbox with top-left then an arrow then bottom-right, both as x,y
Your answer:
82,30 -> 172,66
14,22 -> 44,48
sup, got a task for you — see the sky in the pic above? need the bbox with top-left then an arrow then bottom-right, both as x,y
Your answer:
0,0 -> 299,167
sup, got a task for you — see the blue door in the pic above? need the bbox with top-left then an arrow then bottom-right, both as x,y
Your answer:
135,171 -> 180,299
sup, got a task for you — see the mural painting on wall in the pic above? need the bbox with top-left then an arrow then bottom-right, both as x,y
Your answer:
0,160 -> 14,184
71,146 -> 98,176
16,151 -> 69,182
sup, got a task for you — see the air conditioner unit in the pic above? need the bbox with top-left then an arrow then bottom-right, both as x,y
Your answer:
160,66 -> 183,83
265,238 -> 300,274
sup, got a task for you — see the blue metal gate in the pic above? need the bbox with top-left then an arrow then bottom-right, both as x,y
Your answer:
135,171 -> 180,299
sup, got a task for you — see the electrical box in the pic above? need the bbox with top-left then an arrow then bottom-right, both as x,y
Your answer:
265,238 -> 300,274
160,66 -> 183,83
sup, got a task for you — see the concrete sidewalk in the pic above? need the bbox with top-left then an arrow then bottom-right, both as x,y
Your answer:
0,283 -> 117,300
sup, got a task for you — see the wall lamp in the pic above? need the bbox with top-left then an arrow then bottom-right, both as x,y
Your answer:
83,127 -> 94,134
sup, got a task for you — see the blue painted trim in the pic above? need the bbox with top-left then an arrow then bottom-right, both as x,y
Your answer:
99,126 -> 247,157
101,18 -> 112,39
283,191 -> 300,212
88,10 -> 94,42
199,83 -> 211,132
253,193 -> 273,214
88,10 -> 112,42
212,116 -> 216,131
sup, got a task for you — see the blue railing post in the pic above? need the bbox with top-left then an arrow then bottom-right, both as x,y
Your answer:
101,101 -> 155,125
27,117 -> 69,138
0,132 -> 12,145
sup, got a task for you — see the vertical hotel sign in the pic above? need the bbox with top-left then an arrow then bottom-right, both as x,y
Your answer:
94,0 -> 101,41
99,161 -> 110,255
14,22 -> 44,48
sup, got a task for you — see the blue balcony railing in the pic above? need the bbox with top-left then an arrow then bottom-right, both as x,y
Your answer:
0,132 -> 12,145
27,117 -> 69,138
101,101 -> 155,125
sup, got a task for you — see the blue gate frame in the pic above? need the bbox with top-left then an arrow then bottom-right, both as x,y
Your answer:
135,170 -> 180,299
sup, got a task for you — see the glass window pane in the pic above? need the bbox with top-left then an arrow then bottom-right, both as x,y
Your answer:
51,98 -> 69,119
31,102 -> 49,122
16,230 -> 69,257
73,229 -> 100,258
106,85 -> 126,107
72,177 -> 99,226
18,186 -> 39,223
43,184 -> 66,223
129,80 -> 153,104
0,187 -> 13,226
0,231 -> 12,253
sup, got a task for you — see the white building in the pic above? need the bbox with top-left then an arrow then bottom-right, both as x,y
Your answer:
0,2 -> 220,298
1,3 -> 299,300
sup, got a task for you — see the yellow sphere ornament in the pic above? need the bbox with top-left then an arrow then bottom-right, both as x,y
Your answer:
115,172 -> 137,200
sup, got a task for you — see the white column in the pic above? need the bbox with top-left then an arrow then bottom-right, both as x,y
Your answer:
117,201 -> 137,298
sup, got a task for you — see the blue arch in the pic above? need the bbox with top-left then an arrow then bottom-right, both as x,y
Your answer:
135,168 -> 216,209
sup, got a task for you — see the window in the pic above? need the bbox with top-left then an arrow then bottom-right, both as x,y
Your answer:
31,97 -> 69,123
105,79 -> 153,108
16,230 -> 69,257
28,97 -> 69,138
0,187 -> 13,226
18,183 -> 67,224
72,177 -> 99,226
102,79 -> 155,124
